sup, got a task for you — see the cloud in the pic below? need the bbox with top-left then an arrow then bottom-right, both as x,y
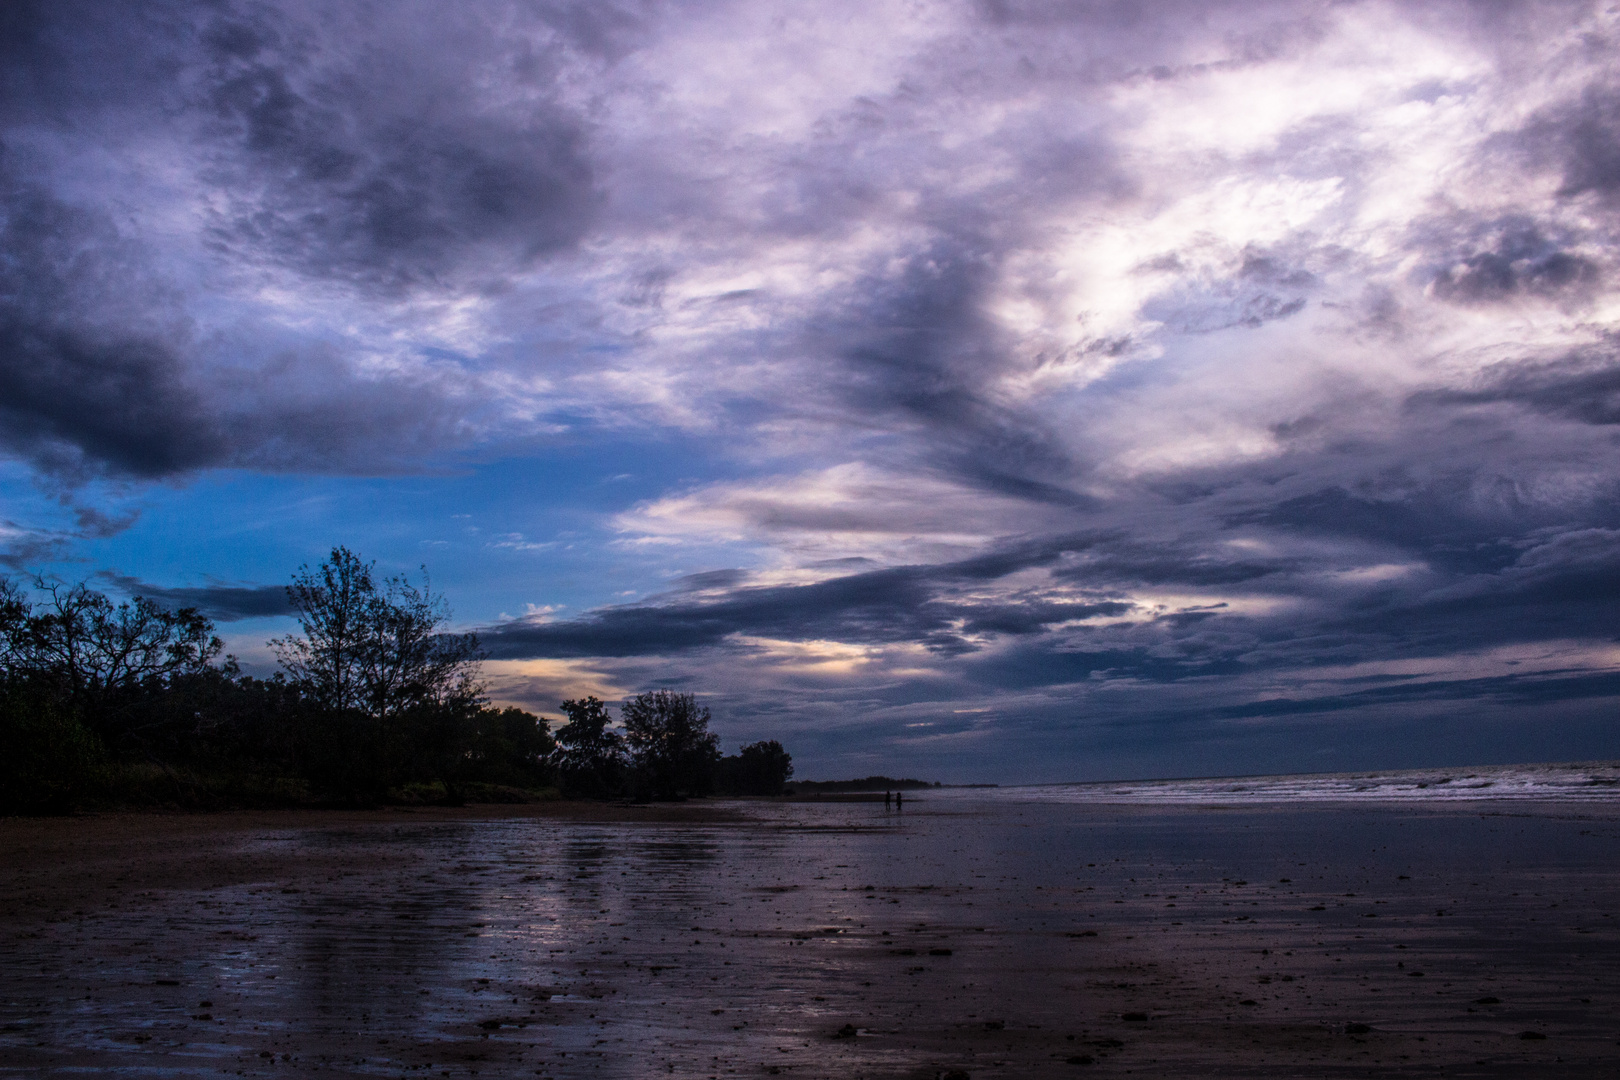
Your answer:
0,160 -> 224,479
0,518 -> 72,570
1411,352 -> 1620,427
11,0 -> 1620,776
95,571 -> 293,621
1214,668 -> 1620,722
0,0 -> 601,483
1540,83 -> 1620,202
481,540 -> 1133,660
618,462 -> 1077,565
0,161 -> 487,480
1414,212 -> 1603,307
195,3 -> 598,291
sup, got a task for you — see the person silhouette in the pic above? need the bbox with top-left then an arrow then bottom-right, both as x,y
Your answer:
884,791 -> 892,808
895,790 -> 903,810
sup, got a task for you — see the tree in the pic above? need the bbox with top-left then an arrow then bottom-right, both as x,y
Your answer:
0,576 -> 28,674
620,690 -> 721,799
270,549 -> 473,715
551,696 -> 625,797
718,739 -> 793,796
1,575 -> 225,811
272,547 -> 482,721
271,549 -> 374,716
271,547 -> 484,798
10,578 -> 221,745
463,706 -> 555,788
0,686 -> 103,815
1,556 -> 531,811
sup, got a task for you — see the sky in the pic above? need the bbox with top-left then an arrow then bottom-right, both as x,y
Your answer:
4,0 -> 1620,783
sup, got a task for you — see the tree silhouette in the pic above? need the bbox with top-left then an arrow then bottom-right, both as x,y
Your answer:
2,557 -> 800,810
621,689 -> 721,799
271,547 -> 484,798
12,578 -> 221,746
718,739 -> 794,795
551,695 -> 626,796
272,547 -> 480,721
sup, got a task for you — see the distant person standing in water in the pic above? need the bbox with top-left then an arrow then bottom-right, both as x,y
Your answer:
884,791 -> 892,808
895,790 -> 903,809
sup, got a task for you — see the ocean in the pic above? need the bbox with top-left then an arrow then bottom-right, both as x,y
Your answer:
947,759 -> 1620,805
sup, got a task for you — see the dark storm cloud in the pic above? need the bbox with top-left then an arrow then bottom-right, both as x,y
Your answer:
490,521 -> 1342,670
494,485 -> 1620,729
0,159 -> 225,479
96,571 -> 293,621
1234,485 -> 1527,575
817,244 -> 1096,507
196,5 -> 598,289
0,157 -> 482,480
1053,539 -> 1297,587
944,523 -> 1620,709
668,569 -> 753,593
1241,521 -> 1620,660
0,0 -> 604,481
1373,526 -> 1620,626
484,570 -> 939,658
964,640 -> 1252,692
1422,217 -> 1600,305
1545,84 -> 1620,201
1411,352 -> 1620,427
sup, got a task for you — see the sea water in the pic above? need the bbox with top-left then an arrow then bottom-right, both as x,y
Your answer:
943,759 -> 1620,805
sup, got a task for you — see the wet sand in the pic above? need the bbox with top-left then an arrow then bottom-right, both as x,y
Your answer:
3,796 -> 1618,1078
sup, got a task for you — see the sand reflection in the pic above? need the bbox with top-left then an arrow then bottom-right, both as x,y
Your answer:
2,796 -> 1618,1077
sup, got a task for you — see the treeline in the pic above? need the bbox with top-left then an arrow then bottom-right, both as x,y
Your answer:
0,547 -> 790,814
548,692 -> 792,801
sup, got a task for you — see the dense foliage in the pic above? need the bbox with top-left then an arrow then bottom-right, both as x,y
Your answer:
551,696 -> 626,798
717,740 -> 795,796
548,694 -> 793,799
1,548 -> 793,813
621,689 -> 722,799
0,549 -> 550,812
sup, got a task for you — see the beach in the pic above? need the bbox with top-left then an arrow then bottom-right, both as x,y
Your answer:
3,778 -> 1619,1078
